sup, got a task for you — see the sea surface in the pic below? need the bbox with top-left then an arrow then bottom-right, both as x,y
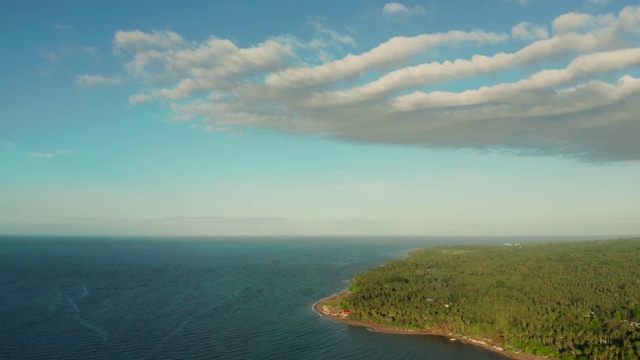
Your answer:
0,236 -> 598,359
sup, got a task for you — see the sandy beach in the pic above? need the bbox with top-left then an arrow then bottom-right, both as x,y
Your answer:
314,291 -> 546,360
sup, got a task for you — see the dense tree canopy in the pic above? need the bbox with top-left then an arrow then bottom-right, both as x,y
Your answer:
343,238 -> 640,359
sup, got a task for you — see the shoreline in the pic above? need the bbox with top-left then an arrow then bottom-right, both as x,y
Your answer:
314,291 -> 545,360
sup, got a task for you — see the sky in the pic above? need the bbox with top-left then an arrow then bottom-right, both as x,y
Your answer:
1,0 -> 639,237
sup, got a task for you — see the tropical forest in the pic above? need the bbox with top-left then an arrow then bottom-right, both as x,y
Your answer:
342,238 -> 640,359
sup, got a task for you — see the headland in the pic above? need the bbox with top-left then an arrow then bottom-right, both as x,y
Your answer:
315,292 -> 545,360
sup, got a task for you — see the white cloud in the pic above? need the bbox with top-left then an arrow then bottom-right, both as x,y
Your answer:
511,22 -> 549,40
129,93 -> 154,104
391,48 -> 640,111
306,16 -> 355,48
116,29 -> 293,100
54,23 -> 74,31
298,30 -> 613,108
205,125 -> 235,133
29,152 -> 55,159
75,74 -> 123,87
27,149 -> 75,159
117,5 -> 640,162
265,30 -> 507,89
553,13 -> 594,33
113,29 -> 186,54
382,2 -> 427,17
619,6 -> 640,33
266,17 -> 355,69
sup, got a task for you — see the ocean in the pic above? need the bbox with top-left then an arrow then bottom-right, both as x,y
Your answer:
0,236 -> 594,359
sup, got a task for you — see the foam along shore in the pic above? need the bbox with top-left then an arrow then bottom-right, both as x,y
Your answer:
314,291 -> 546,360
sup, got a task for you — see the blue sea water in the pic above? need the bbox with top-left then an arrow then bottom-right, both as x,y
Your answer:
0,236 -> 595,359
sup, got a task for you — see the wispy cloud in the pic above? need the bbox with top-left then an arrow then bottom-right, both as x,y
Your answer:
382,2 -> 427,18
75,74 -> 124,87
390,49 -> 640,111
54,23 -> 74,32
162,216 -> 289,226
28,152 -> 55,159
306,16 -> 356,48
264,30 -> 506,89
511,22 -> 549,40
205,125 -> 235,133
114,29 -> 292,98
27,149 -> 75,159
38,43 -> 100,77
115,5 -> 640,162
267,17 -> 355,65
106,216 -> 291,227
38,44 -> 98,64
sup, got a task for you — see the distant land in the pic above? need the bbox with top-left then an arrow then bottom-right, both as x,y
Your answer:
317,238 -> 640,360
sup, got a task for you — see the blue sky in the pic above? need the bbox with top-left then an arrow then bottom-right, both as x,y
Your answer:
1,0 -> 639,236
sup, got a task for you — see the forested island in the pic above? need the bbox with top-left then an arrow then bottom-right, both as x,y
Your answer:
332,238 -> 640,359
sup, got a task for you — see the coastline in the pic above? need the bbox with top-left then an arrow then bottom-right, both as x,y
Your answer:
314,291 -> 545,360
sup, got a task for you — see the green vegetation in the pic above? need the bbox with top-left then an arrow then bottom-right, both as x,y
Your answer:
342,238 -> 640,359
